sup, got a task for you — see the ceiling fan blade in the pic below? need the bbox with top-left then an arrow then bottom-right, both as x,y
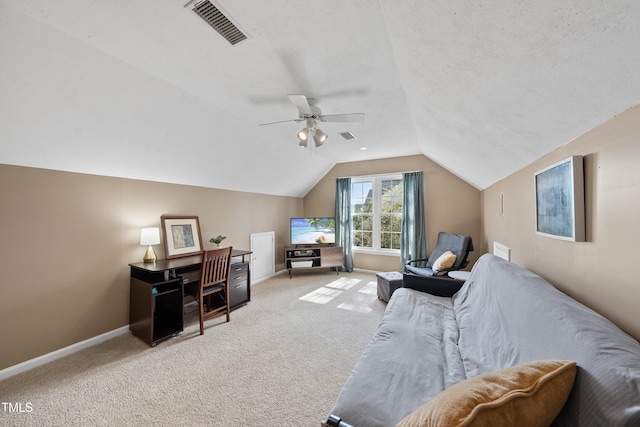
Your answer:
319,113 -> 365,123
258,118 -> 302,127
287,94 -> 313,116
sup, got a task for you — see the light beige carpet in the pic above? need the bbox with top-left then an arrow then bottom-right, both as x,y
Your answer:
0,270 -> 386,426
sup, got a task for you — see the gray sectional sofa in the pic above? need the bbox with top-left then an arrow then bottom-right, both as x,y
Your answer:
326,254 -> 640,426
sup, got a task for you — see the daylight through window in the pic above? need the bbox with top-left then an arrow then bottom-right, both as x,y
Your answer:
351,174 -> 403,253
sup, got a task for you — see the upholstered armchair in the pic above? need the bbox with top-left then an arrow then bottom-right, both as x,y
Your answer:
404,232 -> 473,277
403,232 -> 474,297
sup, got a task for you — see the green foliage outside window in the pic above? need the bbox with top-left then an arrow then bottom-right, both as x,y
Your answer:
380,180 -> 402,249
351,178 -> 403,250
353,214 -> 373,247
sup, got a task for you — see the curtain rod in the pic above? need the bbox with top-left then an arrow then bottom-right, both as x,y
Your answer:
337,170 -> 423,179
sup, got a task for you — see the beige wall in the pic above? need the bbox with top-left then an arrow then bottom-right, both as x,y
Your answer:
482,104 -> 640,341
8,108 -> 638,370
0,165 -> 302,370
304,155 -> 482,272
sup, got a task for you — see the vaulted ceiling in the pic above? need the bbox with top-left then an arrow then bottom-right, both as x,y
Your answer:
2,1 -> 639,197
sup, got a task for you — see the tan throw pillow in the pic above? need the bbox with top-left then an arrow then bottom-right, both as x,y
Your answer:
432,250 -> 457,273
396,360 -> 577,427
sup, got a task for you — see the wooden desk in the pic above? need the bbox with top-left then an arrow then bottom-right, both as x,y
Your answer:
129,249 -> 251,275
129,249 -> 251,346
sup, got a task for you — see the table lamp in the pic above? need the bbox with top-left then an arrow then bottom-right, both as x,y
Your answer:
140,227 -> 160,263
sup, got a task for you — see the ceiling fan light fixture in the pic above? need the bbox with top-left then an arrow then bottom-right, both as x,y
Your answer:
313,128 -> 328,147
257,95 -> 364,150
297,127 -> 309,142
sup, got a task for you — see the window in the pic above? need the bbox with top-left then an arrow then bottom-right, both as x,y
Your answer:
351,174 -> 403,253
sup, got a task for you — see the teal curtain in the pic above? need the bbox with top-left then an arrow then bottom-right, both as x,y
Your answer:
335,178 -> 353,272
400,171 -> 427,269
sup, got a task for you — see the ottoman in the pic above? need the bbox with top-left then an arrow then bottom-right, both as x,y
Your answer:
376,271 -> 403,302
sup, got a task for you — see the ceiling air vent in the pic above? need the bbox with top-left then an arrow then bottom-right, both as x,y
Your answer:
192,0 -> 248,46
340,131 -> 357,140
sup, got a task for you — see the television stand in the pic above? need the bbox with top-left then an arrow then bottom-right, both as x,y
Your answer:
285,245 -> 343,278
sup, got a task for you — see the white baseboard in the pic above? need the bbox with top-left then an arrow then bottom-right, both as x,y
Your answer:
353,267 -> 380,274
0,326 -> 130,381
1,267 -> 374,381
252,269 -> 287,285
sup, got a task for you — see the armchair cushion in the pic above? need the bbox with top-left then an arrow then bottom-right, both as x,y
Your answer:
404,264 -> 436,276
427,233 -> 472,270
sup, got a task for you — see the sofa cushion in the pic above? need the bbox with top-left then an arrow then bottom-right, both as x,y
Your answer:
452,254 -> 640,426
329,288 -> 466,427
431,250 -> 456,273
396,360 -> 576,427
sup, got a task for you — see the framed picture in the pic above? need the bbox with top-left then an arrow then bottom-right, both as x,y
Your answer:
534,156 -> 585,242
161,215 -> 203,259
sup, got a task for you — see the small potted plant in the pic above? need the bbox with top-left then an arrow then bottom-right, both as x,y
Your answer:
210,235 -> 227,248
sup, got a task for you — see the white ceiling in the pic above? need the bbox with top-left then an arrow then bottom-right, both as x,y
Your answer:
2,0 -> 639,197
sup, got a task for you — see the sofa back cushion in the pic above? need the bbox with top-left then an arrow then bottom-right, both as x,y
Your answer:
452,254 -> 640,426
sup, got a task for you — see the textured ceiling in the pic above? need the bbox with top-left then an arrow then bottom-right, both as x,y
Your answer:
1,0 -> 639,197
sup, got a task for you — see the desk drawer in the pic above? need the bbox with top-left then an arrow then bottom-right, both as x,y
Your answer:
229,277 -> 248,307
229,261 -> 249,309
231,262 -> 248,275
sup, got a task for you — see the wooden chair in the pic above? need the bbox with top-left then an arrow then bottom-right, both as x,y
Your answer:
197,246 -> 233,335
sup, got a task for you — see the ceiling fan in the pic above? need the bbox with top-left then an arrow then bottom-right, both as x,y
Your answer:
258,94 -> 365,148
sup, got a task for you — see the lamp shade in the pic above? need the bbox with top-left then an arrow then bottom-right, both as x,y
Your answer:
297,127 -> 309,142
313,128 -> 328,147
140,227 -> 160,245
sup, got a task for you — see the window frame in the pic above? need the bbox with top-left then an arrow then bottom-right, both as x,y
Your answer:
351,173 -> 403,256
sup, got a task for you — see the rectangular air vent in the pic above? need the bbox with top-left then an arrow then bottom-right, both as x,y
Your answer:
493,241 -> 511,261
340,131 -> 357,140
192,0 -> 248,46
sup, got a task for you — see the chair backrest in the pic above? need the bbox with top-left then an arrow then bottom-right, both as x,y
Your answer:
426,232 -> 474,270
200,247 -> 233,289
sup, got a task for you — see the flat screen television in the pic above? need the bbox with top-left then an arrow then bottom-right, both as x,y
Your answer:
290,217 -> 336,245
